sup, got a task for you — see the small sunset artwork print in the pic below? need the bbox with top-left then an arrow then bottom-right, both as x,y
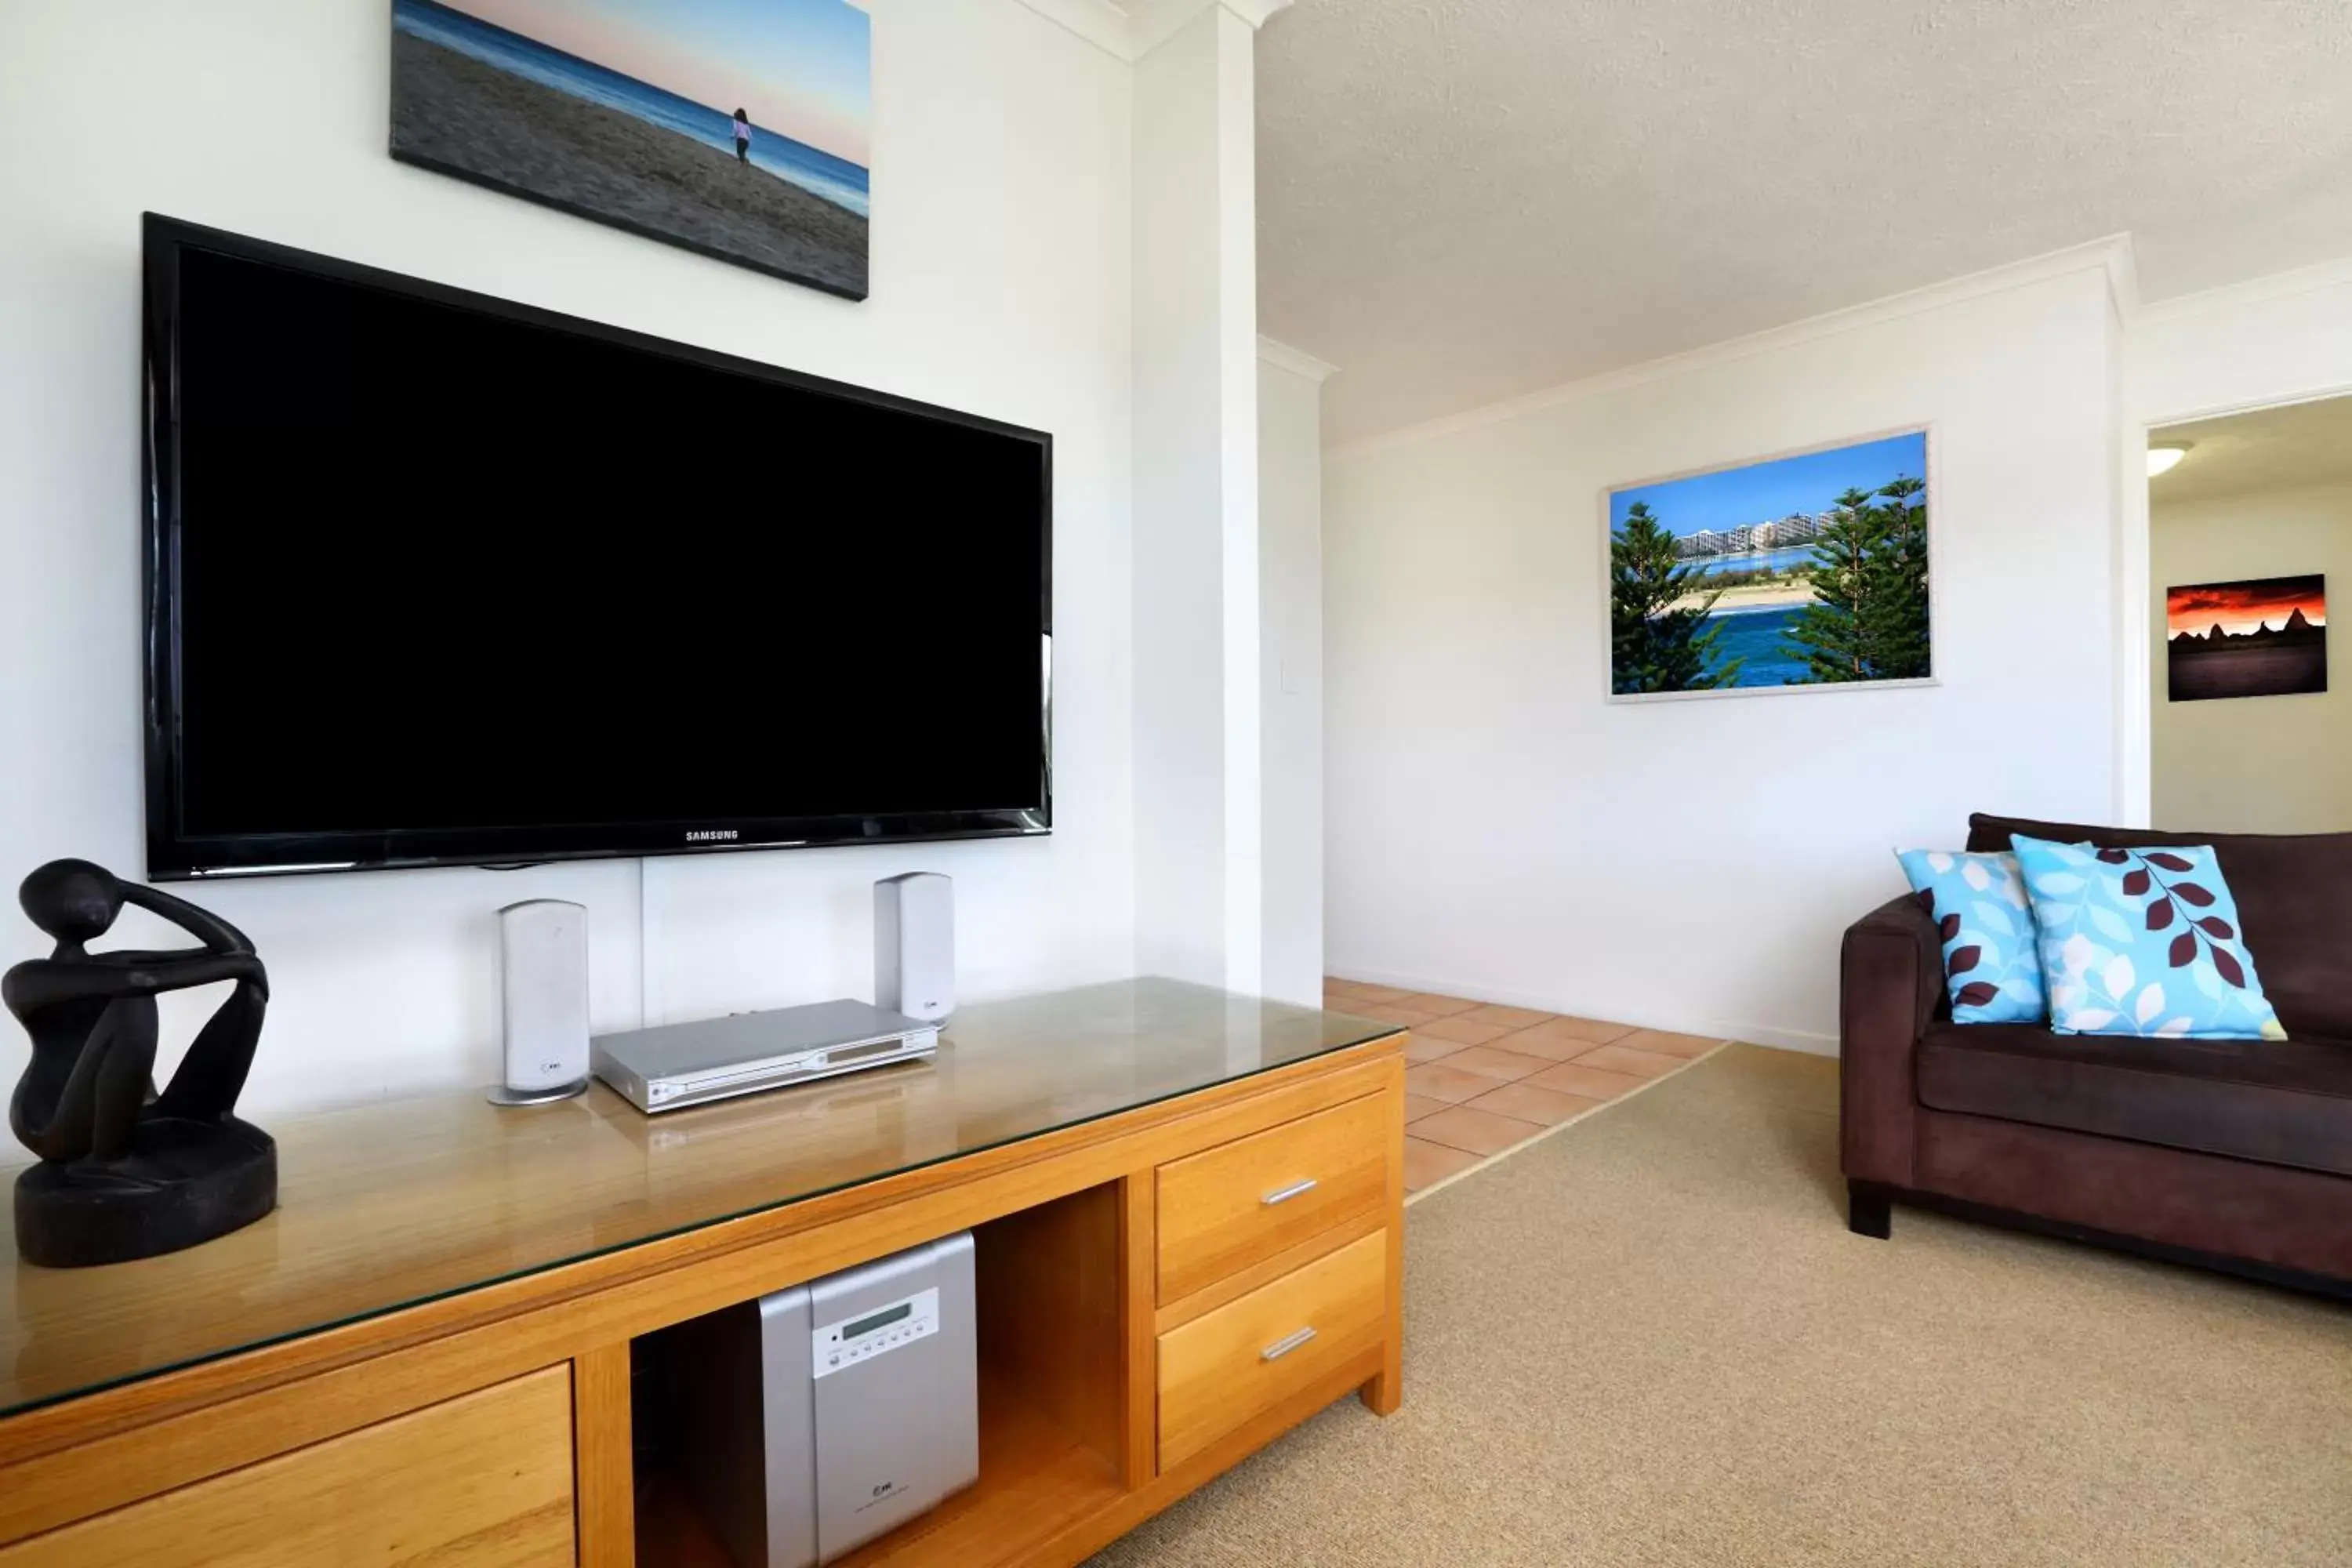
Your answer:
2165,574 -> 2327,702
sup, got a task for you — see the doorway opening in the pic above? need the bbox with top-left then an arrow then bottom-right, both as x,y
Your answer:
2147,394 -> 2352,833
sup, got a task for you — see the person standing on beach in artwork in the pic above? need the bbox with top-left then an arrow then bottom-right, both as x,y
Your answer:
732,108 -> 751,166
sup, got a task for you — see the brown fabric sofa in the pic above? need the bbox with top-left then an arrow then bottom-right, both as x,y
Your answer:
1840,811 -> 2352,1293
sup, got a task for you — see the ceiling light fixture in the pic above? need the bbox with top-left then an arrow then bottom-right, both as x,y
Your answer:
2148,442 -> 2194,477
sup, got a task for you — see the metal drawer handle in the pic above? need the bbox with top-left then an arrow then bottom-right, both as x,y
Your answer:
1260,1327 -> 1318,1363
1261,1178 -> 1319,1207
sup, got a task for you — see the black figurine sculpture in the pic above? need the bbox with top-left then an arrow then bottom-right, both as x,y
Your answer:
4,860 -> 276,1267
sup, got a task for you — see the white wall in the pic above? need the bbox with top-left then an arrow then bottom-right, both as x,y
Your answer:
0,0 -> 1138,1114
1257,345 -> 1328,1006
1129,5 -> 1267,995
1323,264 -> 2124,1051
2151,481 -> 2352,833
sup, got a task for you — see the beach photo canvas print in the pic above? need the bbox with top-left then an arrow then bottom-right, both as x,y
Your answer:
1606,430 -> 1933,700
391,0 -> 871,299
2166,575 -> 2327,702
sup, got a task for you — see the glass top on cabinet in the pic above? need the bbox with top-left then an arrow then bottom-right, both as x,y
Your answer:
0,978 -> 1400,1420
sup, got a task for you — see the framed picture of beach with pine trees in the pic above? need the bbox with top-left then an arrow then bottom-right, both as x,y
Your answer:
1605,428 -> 1936,702
390,0 -> 871,300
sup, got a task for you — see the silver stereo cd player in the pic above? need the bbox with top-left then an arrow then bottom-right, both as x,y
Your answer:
590,999 -> 939,1113
665,1232 -> 979,1567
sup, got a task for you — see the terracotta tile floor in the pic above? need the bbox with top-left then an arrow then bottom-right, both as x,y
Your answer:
1325,977 -> 1725,1196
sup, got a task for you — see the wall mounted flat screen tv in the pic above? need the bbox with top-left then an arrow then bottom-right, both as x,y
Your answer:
142,215 -> 1051,880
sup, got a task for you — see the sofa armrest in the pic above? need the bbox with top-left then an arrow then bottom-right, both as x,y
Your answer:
1839,892 -> 1944,1189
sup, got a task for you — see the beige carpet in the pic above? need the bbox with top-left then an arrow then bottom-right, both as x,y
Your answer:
1091,1046 -> 2352,1566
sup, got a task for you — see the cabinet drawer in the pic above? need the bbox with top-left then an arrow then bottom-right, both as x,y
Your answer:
0,1367 -> 575,1568
1156,1228 -> 1389,1469
1156,1092 -> 1392,1302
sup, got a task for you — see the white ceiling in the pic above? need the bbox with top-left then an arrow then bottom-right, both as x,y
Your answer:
1256,1 -> 2352,445
2152,394 -> 2352,506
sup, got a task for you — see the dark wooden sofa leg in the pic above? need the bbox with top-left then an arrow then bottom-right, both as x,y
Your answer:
1848,1181 -> 1892,1239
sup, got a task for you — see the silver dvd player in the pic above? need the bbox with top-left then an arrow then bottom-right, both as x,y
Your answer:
591,1000 -> 939,1113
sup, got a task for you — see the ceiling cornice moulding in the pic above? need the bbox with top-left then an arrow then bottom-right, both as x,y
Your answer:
1014,0 -> 1136,58
1329,234 -> 2138,460
1130,0 -> 1292,58
1258,336 -> 1338,383
2136,250 -> 2352,328
1014,0 -> 1291,63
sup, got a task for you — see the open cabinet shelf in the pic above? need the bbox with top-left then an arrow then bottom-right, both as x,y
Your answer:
633,1183 -> 1134,1568
637,1367 -> 1126,1568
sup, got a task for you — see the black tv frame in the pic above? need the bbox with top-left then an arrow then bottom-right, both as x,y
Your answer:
141,213 -> 1052,881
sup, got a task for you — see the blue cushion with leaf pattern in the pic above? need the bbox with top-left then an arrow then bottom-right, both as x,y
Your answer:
2009,835 -> 2285,1040
1894,849 -> 2046,1024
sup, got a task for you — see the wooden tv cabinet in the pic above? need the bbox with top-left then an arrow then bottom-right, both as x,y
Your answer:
0,981 -> 1406,1567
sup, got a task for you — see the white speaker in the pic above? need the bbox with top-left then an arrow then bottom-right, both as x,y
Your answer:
874,873 -> 955,1024
492,898 -> 591,1106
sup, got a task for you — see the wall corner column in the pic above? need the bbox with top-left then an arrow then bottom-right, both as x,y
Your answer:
1131,0 -> 1287,993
